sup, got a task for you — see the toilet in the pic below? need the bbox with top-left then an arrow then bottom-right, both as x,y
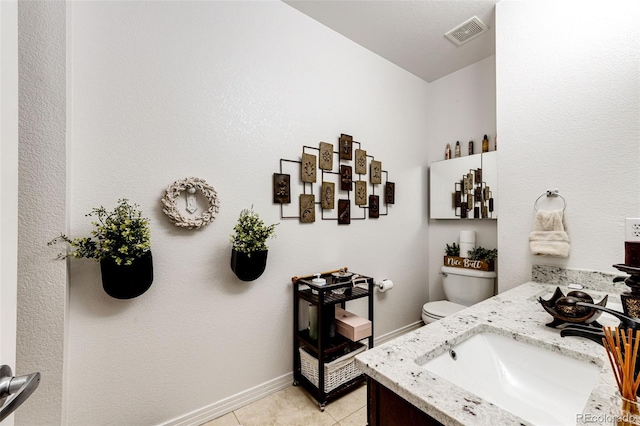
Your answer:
422,266 -> 496,324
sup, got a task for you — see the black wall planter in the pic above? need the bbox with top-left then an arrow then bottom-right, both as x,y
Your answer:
100,251 -> 154,299
231,249 -> 268,281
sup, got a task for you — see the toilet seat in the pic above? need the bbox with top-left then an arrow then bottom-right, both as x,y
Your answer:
422,300 -> 465,321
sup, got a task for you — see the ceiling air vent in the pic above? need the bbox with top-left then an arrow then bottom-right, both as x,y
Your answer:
445,16 -> 488,46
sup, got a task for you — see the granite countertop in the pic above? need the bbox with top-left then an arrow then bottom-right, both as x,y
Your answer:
354,281 -> 623,426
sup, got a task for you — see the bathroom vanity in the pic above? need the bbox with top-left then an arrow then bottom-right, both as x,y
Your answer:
355,280 -> 623,425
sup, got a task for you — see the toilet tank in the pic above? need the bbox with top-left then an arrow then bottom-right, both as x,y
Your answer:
441,266 -> 496,306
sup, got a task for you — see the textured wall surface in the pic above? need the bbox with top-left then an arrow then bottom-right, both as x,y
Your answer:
496,1 -> 640,291
426,56 -> 497,302
17,1 -> 67,425
1,0 -> 19,384
66,2 -> 429,424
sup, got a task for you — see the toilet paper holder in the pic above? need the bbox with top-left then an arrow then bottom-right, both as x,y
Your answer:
374,279 -> 394,292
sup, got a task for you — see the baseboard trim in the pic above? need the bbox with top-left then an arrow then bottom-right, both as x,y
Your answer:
162,321 -> 423,426
374,320 -> 423,346
161,372 -> 293,426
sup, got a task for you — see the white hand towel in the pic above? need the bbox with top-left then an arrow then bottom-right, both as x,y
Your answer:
529,209 -> 570,257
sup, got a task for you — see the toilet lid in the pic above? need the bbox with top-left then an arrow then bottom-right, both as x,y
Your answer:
422,300 -> 465,318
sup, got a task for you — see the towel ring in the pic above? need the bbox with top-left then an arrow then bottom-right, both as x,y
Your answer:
534,190 -> 566,212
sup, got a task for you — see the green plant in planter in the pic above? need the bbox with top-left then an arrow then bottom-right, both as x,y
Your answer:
467,246 -> 498,262
49,199 -> 151,266
229,206 -> 278,257
445,242 -> 460,257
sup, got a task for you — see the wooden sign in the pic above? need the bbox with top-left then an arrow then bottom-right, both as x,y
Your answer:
339,134 -> 353,160
319,142 -> 333,170
340,165 -> 352,191
301,153 -> 317,183
300,194 -> 315,223
355,181 -> 367,205
369,195 -> 379,218
338,199 -> 350,225
444,256 -> 494,271
355,149 -> 367,175
385,182 -> 395,204
321,182 -> 335,209
370,160 -> 382,184
273,173 -> 290,204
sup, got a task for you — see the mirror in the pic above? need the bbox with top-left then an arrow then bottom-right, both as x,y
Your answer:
429,152 -> 497,219
481,151 -> 497,218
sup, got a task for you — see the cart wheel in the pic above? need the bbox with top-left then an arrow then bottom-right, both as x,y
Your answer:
319,403 -> 326,412
292,380 -> 299,386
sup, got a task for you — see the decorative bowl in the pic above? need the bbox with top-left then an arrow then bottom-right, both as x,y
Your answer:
538,287 -> 608,328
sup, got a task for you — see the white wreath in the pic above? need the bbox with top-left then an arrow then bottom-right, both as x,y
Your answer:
162,177 -> 220,229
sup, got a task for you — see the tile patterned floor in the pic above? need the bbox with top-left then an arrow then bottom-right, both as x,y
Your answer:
201,383 -> 367,426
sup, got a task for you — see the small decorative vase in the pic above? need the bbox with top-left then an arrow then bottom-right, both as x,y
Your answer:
100,251 -> 154,299
613,264 -> 640,318
611,391 -> 640,426
231,249 -> 268,281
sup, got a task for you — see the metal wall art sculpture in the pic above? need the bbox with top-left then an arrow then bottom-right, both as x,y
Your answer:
274,133 -> 395,225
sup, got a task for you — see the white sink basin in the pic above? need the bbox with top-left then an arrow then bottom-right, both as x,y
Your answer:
420,331 -> 601,425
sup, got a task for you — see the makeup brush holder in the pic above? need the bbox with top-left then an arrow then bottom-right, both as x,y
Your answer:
611,391 -> 640,426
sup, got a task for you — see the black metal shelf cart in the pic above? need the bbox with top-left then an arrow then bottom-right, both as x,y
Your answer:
292,271 -> 374,411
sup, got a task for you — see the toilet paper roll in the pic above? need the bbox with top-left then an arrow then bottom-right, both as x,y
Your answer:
459,230 -> 476,258
459,230 -> 476,244
377,279 -> 394,292
460,242 -> 475,258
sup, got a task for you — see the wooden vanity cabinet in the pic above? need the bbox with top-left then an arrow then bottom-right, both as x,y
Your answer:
367,378 -> 444,426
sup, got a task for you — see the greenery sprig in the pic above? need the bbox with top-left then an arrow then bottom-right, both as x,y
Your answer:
445,242 -> 460,257
467,246 -> 498,261
230,206 -> 278,257
49,199 -> 150,266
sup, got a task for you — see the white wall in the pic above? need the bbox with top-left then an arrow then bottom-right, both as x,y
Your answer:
64,1 -> 429,424
16,2 -> 68,425
21,1 -> 639,423
1,5 -> 19,426
426,56 -> 497,301
496,1 -> 640,292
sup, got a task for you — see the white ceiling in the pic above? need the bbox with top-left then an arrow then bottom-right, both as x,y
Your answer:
283,0 -> 499,83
